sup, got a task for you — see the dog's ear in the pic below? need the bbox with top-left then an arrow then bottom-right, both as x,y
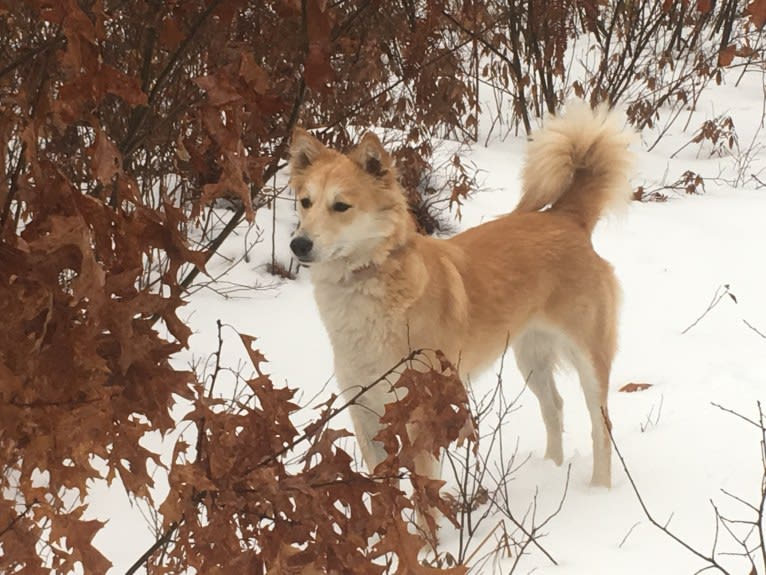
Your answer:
349,132 -> 391,178
289,128 -> 326,174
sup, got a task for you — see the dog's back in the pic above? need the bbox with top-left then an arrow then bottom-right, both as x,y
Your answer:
416,104 -> 632,386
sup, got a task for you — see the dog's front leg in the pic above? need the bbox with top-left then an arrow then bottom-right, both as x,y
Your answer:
348,401 -> 388,472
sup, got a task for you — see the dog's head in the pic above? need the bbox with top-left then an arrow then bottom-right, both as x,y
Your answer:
288,129 -> 413,271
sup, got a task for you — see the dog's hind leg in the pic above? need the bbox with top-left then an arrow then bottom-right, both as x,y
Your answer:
512,330 -> 564,465
571,348 -> 612,487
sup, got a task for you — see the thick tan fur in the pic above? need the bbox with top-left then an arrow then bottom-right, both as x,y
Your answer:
289,103 -> 633,490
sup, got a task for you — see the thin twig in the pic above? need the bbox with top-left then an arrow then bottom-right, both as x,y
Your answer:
207,319 -> 224,398
124,521 -> 179,575
720,488 -> 760,514
619,522 -> 642,548
743,319 -> 766,340
682,284 -> 735,335
757,402 -> 766,572
711,402 -> 761,429
463,520 -> 505,565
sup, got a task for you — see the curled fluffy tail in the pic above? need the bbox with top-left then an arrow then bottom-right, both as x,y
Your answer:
516,102 -> 634,234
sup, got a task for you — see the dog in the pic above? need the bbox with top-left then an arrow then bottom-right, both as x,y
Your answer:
288,103 -> 633,490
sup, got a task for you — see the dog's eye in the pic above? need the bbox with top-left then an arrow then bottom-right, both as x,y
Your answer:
300,197 -> 312,209
332,202 -> 351,212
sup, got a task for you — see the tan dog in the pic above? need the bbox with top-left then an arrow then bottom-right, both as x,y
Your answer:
289,103 -> 632,489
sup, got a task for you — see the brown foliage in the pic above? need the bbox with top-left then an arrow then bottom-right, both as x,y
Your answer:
153,341 -> 473,573
633,169 -> 707,202
619,382 -> 654,393
1,1 -> 478,572
746,0 -> 766,27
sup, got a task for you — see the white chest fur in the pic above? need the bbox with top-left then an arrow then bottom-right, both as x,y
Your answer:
311,273 -> 409,399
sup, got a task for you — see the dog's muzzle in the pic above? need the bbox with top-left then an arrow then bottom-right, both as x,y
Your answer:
290,235 -> 314,262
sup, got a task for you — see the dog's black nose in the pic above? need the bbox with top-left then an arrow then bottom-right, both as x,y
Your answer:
290,236 -> 313,258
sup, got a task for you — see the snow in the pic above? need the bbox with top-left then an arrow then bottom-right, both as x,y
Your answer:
90,68 -> 766,574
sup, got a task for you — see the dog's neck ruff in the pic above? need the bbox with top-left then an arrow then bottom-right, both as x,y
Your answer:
313,240 -> 411,286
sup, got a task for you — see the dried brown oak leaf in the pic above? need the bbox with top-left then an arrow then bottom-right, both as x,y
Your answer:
619,382 -> 653,393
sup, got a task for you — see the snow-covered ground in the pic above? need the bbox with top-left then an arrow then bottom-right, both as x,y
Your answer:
91,69 -> 766,574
